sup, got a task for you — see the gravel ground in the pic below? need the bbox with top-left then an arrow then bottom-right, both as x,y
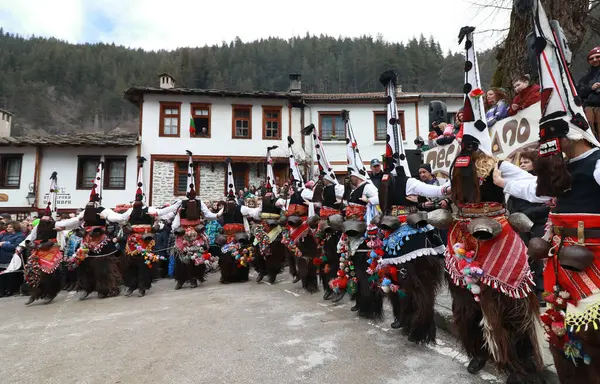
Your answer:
0,270 -> 506,384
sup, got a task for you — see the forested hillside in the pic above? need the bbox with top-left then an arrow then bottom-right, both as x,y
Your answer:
0,29 -> 504,135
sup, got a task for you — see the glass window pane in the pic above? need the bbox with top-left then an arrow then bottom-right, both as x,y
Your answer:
5,158 -> 20,186
376,114 -> 387,140
195,109 -> 208,116
108,160 -> 125,188
334,116 -> 344,139
82,160 -> 98,188
321,116 -> 333,140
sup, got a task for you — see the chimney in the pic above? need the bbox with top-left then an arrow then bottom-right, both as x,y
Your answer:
288,73 -> 302,94
0,109 -> 12,138
159,73 -> 175,89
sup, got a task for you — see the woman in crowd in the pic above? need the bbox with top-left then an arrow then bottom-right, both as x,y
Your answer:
508,74 -> 541,116
485,88 -> 509,127
0,221 -> 26,297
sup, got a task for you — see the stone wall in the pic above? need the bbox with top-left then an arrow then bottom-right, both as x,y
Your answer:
199,163 -> 225,202
152,161 -> 272,205
248,163 -> 264,191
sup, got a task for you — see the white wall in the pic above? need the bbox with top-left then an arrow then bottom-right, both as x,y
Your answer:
38,147 -> 139,210
0,146 -> 36,209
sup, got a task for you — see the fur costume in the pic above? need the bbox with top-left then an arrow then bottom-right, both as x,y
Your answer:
374,70 -> 446,343
443,26 -> 543,382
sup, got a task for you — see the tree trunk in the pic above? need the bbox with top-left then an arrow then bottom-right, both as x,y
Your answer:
492,0 -> 589,89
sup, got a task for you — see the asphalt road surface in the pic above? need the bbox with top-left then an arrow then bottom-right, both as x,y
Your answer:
0,270 -> 506,384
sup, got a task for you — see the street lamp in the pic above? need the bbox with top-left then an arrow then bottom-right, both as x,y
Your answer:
26,182 -> 35,206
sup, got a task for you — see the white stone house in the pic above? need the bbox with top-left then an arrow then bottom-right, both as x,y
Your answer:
125,74 -> 305,206
0,129 -> 139,219
126,74 -> 463,204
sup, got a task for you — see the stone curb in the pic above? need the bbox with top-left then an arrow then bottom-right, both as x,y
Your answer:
434,303 -> 560,384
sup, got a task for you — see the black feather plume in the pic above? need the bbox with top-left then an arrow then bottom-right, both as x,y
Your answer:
458,26 -> 475,44
185,150 -> 193,156
341,110 -> 350,121
138,156 -> 147,165
267,145 -> 278,151
379,70 -> 398,87
287,136 -> 294,147
514,0 -> 535,15
301,124 -> 315,136
225,157 -> 232,164
50,171 -> 57,180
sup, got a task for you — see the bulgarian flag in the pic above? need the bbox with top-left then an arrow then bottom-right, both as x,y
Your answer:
189,117 -> 196,135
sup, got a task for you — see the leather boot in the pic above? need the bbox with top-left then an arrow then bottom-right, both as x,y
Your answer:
256,272 -> 265,283
267,274 -> 276,284
124,288 -> 135,297
79,291 -> 90,301
390,318 -> 402,329
190,279 -> 198,288
174,281 -> 183,290
292,275 -> 301,283
25,296 -> 35,305
350,303 -> 359,312
138,288 -> 146,297
43,296 -> 55,305
323,291 -> 333,300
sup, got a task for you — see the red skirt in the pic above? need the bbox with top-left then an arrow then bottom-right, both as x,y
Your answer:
446,202 -> 534,298
545,213 -> 600,303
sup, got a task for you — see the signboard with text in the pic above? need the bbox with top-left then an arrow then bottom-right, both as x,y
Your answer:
42,186 -> 72,206
423,102 -> 541,177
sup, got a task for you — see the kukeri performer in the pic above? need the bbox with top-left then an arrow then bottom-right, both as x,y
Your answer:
372,70 -> 448,343
253,146 -> 287,284
302,123 -> 345,300
442,27 -> 543,382
494,2 -> 600,381
330,110 -> 383,319
219,158 -> 261,284
119,157 -> 181,297
171,150 -> 221,290
280,136 -> 320,293
56,159 -> 127,300
19,172 -> 63,305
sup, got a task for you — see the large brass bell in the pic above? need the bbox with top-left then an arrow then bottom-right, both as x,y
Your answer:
558,245 -> 595,272
467,217 -> 502,241
427,209 -> 453,229
527,237 -> 552,261
342,220 -> 366,237
406,212 -> 428,229
507,213 -> 533,233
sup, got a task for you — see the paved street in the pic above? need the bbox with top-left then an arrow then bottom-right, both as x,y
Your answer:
0,270 -> 506,384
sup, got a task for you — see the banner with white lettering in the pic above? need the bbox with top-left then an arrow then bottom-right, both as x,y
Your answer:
422,102 -> 541,177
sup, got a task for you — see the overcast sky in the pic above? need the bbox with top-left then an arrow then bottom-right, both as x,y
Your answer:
0,0 -> 511,54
